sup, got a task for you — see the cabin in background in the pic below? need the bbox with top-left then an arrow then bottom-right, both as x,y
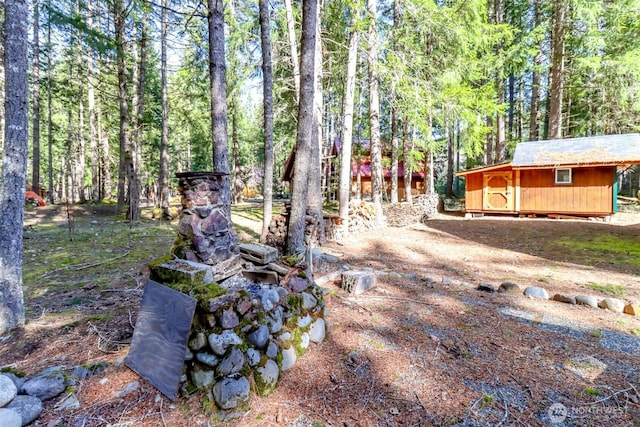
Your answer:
282,138 -> 427,202
457,134 -> 640,217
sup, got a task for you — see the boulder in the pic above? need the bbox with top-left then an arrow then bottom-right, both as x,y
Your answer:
281,347 -> 297,371
247,325 -> 270,349
477,283 -> 496,293
216,348 -> 245,377
208,330 -> 242,356
0,408 -> 21,427
552,293 -> 576,304
524,286 -> 549,300
497,282 -> 521,295
212,376 -> 250,410
576,295 -> 599,308
598,298 -> 625,313
255,360 -> 280,397
342,270 -> 376,295
0,374 -> 18,407
309,318 -> 326,343
20,370 -> 66,401
6,395 -> 43,425
624,303 -> 639,316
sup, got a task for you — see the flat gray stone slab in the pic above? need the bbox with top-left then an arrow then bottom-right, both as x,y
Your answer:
126,280 -> 196,400
152,259 -> 213,285
342,270 -> 376,295
239,243 -> 278,264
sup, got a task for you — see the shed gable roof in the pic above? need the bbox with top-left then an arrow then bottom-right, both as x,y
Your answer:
511,133 -> 640,168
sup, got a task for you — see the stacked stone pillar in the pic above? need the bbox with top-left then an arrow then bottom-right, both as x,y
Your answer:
172,172 -> 242,280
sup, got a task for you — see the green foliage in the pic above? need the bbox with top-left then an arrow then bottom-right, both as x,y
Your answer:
481,393 -> 496,407
585,283 -> 626,298
555,235 -> 640,269
584,387 -> 600,397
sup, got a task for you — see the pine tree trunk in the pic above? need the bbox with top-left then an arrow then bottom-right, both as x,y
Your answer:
402,120 -> 412,204
0,6 -> 4,153
98,97 -> 111,200
390,108 -> 399,203
445,122 -> 455,198
485,116 -> 494,164
231,98 -> 240,204
307,2 -> 325,243
47,1 -> 54,204
87,0 -> 99,202
390,0 -> 400,203
158,0 -> 170,210
1,0 -> 28,334
548,0 -> 565,140
66,63 -> 77,203
259,0 -> 275,241
114,0 -> 139,219
425,114 -> 435,194
133,14 -> 147,202
286,0 -> 317,255
208,0 -> 230,179
77,77 -> 86,203
284,0 -> 300,104
32,0 -> 41,195
496,79 -> 506,162
367,0 -> 384,225
529,25 -> 541,143
339,30 -> 359,228
493,0 -> 505,162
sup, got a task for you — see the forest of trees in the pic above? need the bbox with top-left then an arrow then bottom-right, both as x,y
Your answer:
1,0 -> 640,216
1,0 -> 640,335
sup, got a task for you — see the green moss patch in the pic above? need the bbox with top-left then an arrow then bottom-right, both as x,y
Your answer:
554,235 -> 640,269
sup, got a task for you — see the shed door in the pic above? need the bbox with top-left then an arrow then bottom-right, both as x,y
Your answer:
483,172 -> 514,211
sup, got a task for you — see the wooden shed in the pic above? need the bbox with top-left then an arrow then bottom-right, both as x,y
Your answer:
457,134 -> 640,217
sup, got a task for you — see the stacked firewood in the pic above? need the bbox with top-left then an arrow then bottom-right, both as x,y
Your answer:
264,214 -> 289,252
383,202 -> 422,227
347,199 -> 382,233
383,194 -> 442,227
264,200 -> 383,249
264,205 -> 325,252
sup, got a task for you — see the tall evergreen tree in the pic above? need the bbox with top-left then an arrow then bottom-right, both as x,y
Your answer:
259,0 -> 275,241
287,0 -> 317,254
1,0 -> 28,335
367,0 -> 383,224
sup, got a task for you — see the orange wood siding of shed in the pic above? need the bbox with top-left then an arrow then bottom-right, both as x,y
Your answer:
519,166 -> 615,214
463,166 -> 512,211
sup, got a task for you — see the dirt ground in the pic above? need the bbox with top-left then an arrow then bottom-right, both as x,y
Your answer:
2,205 -> 640,426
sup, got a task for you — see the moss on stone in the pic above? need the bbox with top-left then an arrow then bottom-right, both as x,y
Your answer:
283,256 -> 298,266
0,366 -> 26,377
286,294 -> 302,311
168,280 -> 228,311
148,254 -> 174,274
290,328 -> 307,358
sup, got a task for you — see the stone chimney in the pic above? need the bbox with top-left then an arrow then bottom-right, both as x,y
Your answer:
172,172 -> 241,277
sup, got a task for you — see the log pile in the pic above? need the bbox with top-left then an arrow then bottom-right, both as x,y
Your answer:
264,200 -> 383,249
264,205 -> 325,253
264,214 -> 289,253
346,199 -> 382,233
383,193 -> 442,227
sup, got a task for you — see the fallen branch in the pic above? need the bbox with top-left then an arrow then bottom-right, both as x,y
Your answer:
43,250 -> 131,277
70,250 -> 132,271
